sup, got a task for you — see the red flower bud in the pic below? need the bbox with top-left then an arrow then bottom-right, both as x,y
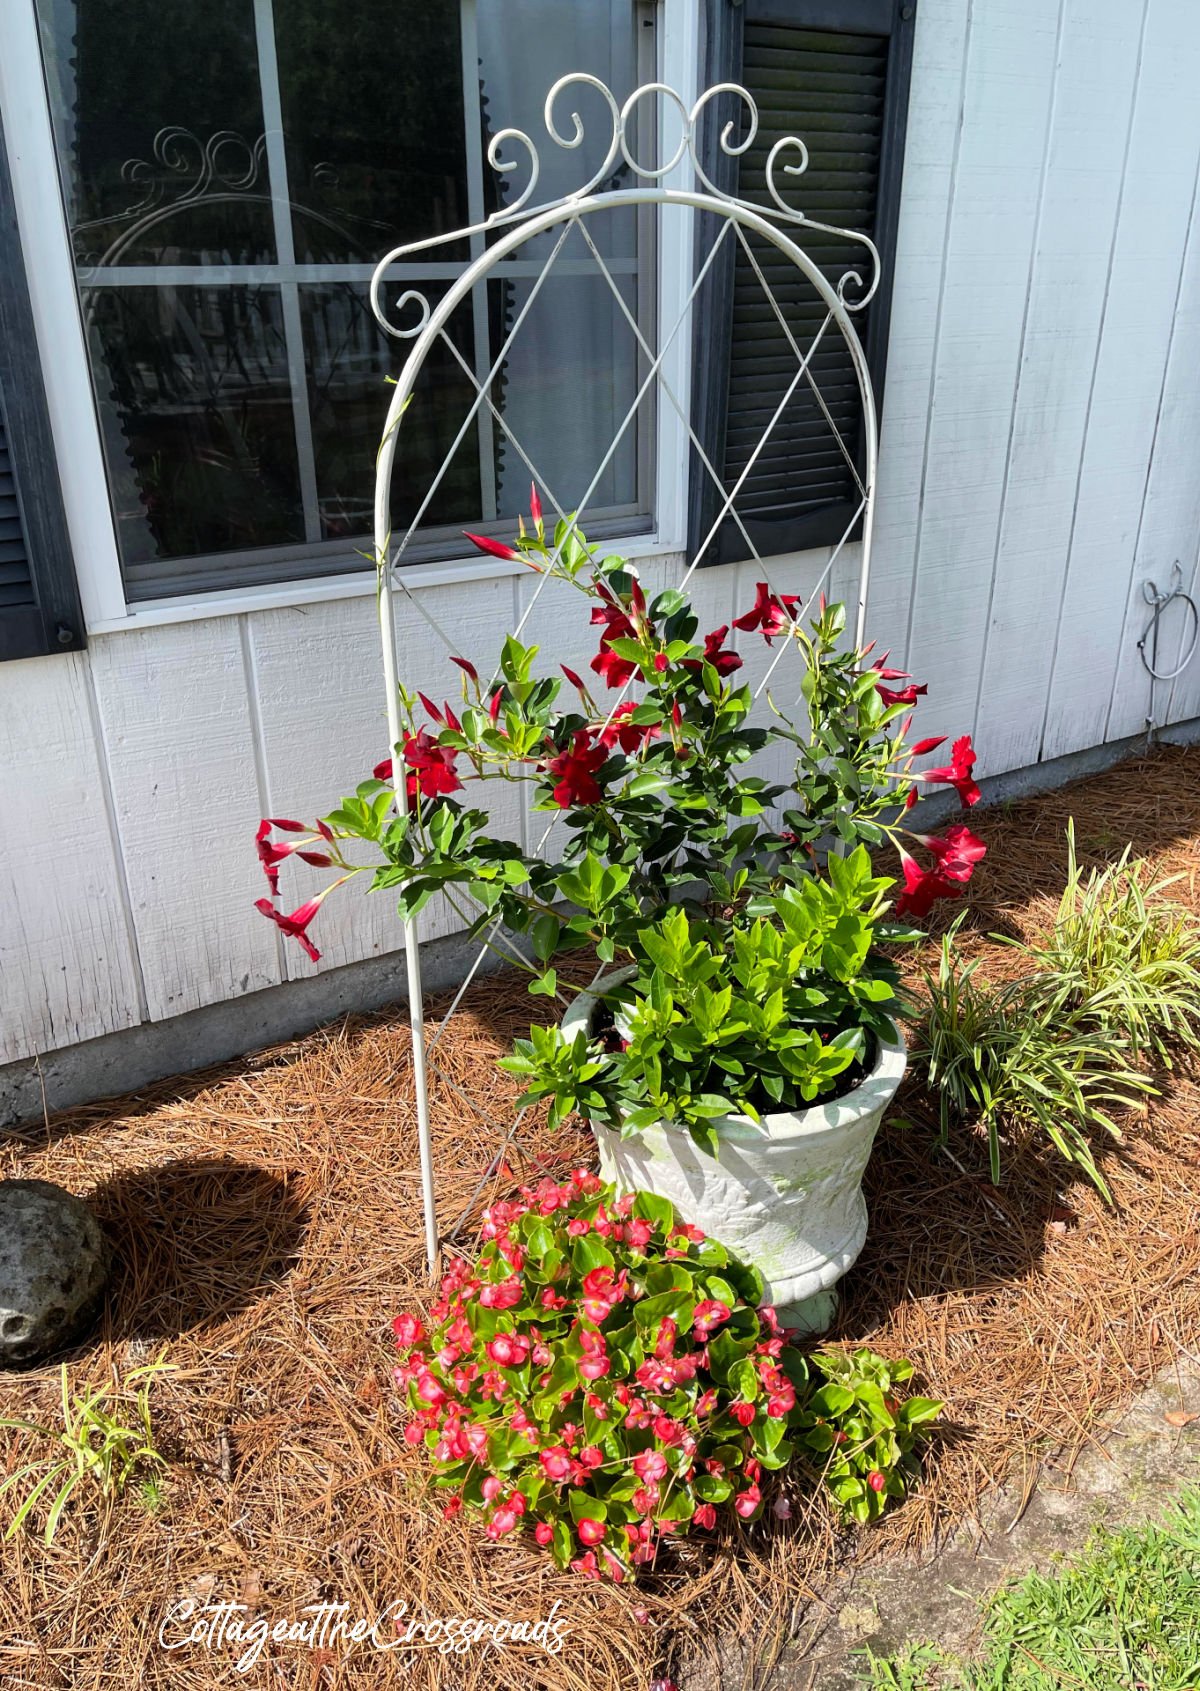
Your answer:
463,531 -> 519,562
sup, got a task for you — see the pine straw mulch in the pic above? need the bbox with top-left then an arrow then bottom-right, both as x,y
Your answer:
2,745 -> 1200,1691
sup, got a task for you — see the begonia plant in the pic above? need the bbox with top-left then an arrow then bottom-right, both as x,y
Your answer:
254,492 -> 984,1136
390,1173 -> 941,1577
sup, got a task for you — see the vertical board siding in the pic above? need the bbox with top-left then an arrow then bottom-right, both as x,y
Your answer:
1107,163 -> 1200,738
1040,0 -> 1200,761
9,0 -> 1200,1067
972,0 -> 1145,773
0,651 -> 141,1062
900,0 -> 1062,742
248,577 -> 524,980
866,0 -> 972,654
87,619 -> 284,1022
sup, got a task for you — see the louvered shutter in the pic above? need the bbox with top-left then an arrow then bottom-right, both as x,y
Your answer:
690,0 -> 916,566
0,105 -> 84,663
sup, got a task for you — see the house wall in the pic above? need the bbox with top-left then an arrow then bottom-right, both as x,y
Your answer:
5,0 -> 1200,1074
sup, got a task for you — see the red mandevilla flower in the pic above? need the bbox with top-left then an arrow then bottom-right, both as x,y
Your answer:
255,820 -> 333,896
915,822 -> 987,883
404,728 -> 462,798
733,582 -> 802,644
894,849 -> 964,919
590,600 -> 640,689
682,624 -> 743,676
599,700 -> 662,756
254,895 -> 325,963
913,734 -> 981,808
463,531 -> 519,562
547,730 -> 607,809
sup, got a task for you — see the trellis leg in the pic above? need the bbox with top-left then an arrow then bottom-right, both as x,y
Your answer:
376,513 -> 439,1281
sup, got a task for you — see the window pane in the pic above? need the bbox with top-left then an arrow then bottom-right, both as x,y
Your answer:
300,283 -> 481,541
86,285 -> 304,562
37,0 -> 276,267
274,0 -> 470,264
34,0 -> 652,594
490,270 -> 641,522
477,0 -> 641,262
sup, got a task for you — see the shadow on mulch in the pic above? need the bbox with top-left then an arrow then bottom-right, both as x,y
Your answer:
90,1158 -> 310,1344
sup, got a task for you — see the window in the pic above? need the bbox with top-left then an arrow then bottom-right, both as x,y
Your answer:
34,0 -> 656,602
0,99 -> 83,662
690,0 -> 916,566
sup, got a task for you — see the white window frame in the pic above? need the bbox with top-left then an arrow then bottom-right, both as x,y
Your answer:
0,0 -> 699,635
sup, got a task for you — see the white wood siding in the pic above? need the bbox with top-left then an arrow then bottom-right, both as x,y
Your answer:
5,0 -> 1200,1065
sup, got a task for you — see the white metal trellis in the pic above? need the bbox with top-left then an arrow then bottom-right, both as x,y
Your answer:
367,76 -> 883,1273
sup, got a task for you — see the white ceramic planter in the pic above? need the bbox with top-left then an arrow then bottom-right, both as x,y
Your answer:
561,976 -> 906,1335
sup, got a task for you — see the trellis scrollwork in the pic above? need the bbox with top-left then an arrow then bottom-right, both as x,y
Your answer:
369,76 -> 882,337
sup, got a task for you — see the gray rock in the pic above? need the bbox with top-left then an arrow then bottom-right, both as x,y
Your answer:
0,1180 -> 110,1367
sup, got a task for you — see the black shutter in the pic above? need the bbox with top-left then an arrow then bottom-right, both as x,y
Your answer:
0,103 -> 84,662
690,0 -> 916,566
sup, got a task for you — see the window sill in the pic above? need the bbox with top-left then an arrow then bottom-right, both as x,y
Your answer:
83,529 -> 684,637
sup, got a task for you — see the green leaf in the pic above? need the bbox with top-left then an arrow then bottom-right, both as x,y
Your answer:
531,913 -> 560,962
571,1233 -> 614,1275
631,1190 -> 676,1233
568,1489 -> 606,1524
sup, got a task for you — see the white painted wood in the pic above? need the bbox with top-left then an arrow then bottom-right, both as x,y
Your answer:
899,0 -> 1062,752
249,578 -> 524,979
864,0 -> 973,652
1041,0 -> 1200,760
81,532 -> 684,637
0,652 -> 142,1063
86,619 -> 284,1021
973,0 -> 1145,773
0,0 -> 127,629
1107,165 -> 1200,737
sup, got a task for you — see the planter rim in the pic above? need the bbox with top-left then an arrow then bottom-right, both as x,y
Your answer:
561,966 -> 906,1145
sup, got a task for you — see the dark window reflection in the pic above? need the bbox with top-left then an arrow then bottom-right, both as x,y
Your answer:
85,285 -> 304,561
274,0 -> 471,264
301,283 -> 481,540
37,0 -> 275,267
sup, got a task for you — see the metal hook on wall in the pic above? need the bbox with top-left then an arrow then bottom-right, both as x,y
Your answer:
1138,562 -> 1199,743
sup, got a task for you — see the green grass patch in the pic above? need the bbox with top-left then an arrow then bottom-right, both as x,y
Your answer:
860,1487 -> 1200,1689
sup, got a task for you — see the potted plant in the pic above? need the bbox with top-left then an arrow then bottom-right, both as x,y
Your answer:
255,492 -> 984,1330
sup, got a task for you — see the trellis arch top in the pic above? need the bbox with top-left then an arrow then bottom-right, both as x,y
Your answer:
368,76 -> 882,648
367,75 -> 884,1272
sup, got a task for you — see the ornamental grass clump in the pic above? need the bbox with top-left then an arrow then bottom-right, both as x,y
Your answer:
254,490 -> 986,1135
919,927 -> 1157,1200
917,823 -> 1200,1199
1022,821 -> 1200,1065
391,1173 -> 940,1580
